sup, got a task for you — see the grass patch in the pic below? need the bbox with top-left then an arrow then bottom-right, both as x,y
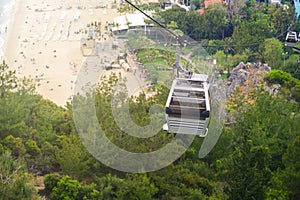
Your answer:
136,48 -> 194,84
137,48 -> 175,83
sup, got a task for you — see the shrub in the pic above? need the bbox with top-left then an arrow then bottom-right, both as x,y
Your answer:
265,70 -> 300,88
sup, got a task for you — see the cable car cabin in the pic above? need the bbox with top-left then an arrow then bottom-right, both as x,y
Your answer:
285,32 -> 298,47
163,73 -> 210,137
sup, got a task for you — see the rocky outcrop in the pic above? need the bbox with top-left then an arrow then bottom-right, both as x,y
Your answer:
226,62 -> 271,97
264,84 -> 281,96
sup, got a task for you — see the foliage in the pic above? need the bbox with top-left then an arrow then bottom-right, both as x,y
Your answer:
0,151 -> 37,200
265,173 -> 289,200
0,61 -> 17,98
281,136 -> 300,199
51,176 -> 80,200
223,142 -> 271,200
213,50 -> 247,70
96,174 -> 126,199
0,63 -> 298,199
232,13 -> 274,53
206,40 -> 226,55
1,2 -> 300,199
281,56 -> 300,80
213,50 -> 227,68
268,4 -> 295,41
291,84 -> 300,102
157,5 -> 232,40
220,89 -> 300,199
260,38 -> 283,69
44,173 -> 60,192
229,52 -> 248,67
25,139 -> 41,156
50,175 -> 101,200
203,3 -> 229,40
2,135 -> 26,157
190,0 -> 201,10
118,174 -> 158,199
55,135 -> 93,180
265,69 -> 300,88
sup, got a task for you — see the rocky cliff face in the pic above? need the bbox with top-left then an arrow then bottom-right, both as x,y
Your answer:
226,62 -> 271,97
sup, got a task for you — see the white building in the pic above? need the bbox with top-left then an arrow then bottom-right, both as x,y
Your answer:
125,13 -> 147,29
111,13 -> 150,34
111,15 -> 129,33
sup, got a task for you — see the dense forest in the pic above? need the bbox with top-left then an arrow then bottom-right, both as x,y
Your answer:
1,0 -> 300,199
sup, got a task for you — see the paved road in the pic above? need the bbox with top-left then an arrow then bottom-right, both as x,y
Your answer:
125,68 -> 147,96
125,51 -> 147,96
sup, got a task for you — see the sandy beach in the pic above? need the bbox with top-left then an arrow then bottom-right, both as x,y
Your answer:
2,0 -> 122,106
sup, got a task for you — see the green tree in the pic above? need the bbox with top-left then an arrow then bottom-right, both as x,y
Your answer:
203,3 -> 228,39
291,84 -> 300,102
268,5 -> 295,40
50,175 -> 101,200
233,12 -> 274,53
228,0 -> 247,22
96,174 -> 126,199
260,38 -> 283,69
38,142 -> 58,174
158,8 -> 187,31
51,176 -> 81,200
78,183 -> 101,200
55,135 -> 92,180
224,143 -> 271,200
222,87 -> 300,199
264,69 -> 299,88
0,92 -> 31,139
190,0 -> 200,10
281,57 -> 300,80
0,61 -> 17,98
25,139 -> 41,156
213,50 -> 229,67
149,163 -> 217,199
119,174 -> 158,200
0,151 -> 37,200
44,173 -> 60,193
229,53 -> 248,67
281,136 -> 300,199
2,135 -> 26,157
265,172 -> 289,200
221,16 -> 230,40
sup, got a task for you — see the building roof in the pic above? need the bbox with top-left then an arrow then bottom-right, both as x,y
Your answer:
112,15 -> 129,32
112,13 -> 150,32
125,13 -> 147,27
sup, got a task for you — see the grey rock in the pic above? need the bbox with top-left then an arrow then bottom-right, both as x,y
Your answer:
226,62 -> 271,97
264,84 -> 281,95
